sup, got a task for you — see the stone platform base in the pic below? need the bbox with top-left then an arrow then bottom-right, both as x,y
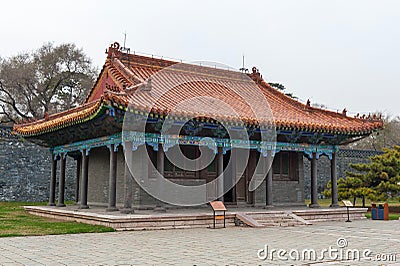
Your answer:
293,208 -> 367,223
24,206 -> 367,231
24,206 -> 235,230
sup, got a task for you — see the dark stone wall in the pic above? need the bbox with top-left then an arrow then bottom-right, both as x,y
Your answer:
0,127 -> 77,202
87,146 -> 110,205
272,153 -> 305,205
86,144 -> 156,208
303,149 -> 382,199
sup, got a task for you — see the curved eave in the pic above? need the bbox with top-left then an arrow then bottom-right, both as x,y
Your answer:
13,100 -> 106,138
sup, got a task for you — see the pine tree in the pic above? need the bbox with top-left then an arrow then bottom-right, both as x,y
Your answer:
323,146 -> 400,206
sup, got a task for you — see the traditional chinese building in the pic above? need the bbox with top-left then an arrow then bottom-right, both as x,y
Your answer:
13,42 -> 383,212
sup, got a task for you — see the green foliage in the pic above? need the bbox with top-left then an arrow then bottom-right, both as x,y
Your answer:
305,197 -> 400,207
365,212 -> 400,220
268,82 -> 286,91
268,82 -> 298,100
324,146 -> 400,206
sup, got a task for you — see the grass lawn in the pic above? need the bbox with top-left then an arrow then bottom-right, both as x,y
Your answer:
364,212 -> 400,220
305,198 -> 400,220
0,202 -> 114,237
305,198 -> 400,208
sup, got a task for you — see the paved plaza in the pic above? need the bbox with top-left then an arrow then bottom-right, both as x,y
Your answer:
0,220 -> 399,265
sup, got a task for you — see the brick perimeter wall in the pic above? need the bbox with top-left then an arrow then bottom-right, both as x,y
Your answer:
0,127 -> 76,202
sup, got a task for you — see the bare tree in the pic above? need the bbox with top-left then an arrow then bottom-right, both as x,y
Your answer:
0,43 -> 97,123
347,115 -> 400,151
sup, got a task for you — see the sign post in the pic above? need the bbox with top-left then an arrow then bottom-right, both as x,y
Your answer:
342,200 -> 353,222
210,201 -> 227,228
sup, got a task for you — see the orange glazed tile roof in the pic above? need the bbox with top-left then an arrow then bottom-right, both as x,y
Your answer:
13,100 -> 104,136
13,42 -> 383,138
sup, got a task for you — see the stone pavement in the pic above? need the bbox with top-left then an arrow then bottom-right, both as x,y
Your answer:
0,220 -> 399,265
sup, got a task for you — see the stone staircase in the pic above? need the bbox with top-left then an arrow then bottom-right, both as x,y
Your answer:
236,211 -> 311,228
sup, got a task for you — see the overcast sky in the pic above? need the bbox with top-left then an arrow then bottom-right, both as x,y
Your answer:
1,0 -> 399,116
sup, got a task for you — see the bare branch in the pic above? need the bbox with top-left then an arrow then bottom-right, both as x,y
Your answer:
0,104 -> 16,123
0,42 -> 97,121
0,81 -> 29,118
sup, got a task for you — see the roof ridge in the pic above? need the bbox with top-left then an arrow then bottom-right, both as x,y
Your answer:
84,63 -> 108,104
111,57 -> 145,85
258,80 -> 382,124
259,80 -> 308,112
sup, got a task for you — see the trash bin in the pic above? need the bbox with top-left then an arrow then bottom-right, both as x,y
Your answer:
371,203 -> 389,220
371,203 -> 377,220
384,203 -> 389,220
378,204 -> 384,219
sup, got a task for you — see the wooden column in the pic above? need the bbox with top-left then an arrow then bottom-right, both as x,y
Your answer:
154,143 -> 166,212
75,156 -> 81,203
330,152 -> 340,207
231,148 -> 237,204
247,150 -> 256,205
157,143 -> 164,177
309,152 -> 319,208
79,149 -> 89,209
217,146 -> 224,202
253,153 -> 265,206
266,150 -> 273,207
48,153 -> 57,206
57,153 -> 66,207
121,142 -> 134,213
107,144 -> 118,211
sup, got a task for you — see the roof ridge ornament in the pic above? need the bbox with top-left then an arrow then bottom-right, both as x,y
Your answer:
249,66 -> 263,84
106,41 -> 131,60
106,42 -> 121,59
143,77 -> 152,91
354,112 -> 382,121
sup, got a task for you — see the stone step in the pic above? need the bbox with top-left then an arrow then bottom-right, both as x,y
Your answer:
259,218 -> 304,224
235,212 -> 263,227
247,213 -> 288,217
247,214 -> 290,219
248,215 -> 294,221
257,219 -> 299,224
236,211 -> 309,228
260,222 -> 304,227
